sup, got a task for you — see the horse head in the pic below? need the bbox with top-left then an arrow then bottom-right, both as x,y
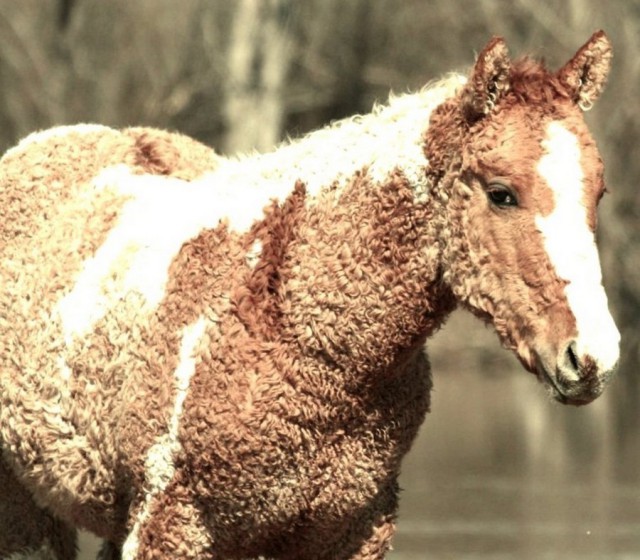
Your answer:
426,31 -> 620,405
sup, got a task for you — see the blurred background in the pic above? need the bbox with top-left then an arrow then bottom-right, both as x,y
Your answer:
0,0 -> 638,558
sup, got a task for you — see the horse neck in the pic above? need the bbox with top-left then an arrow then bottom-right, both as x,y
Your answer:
239,82 -> 464,378
228,74 -> 466,206
278,171 -> 455,377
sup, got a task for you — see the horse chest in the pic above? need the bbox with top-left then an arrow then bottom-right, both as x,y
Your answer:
168,350 -> 431,547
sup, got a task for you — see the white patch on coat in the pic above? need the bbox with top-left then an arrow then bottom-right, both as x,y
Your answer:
536,121 -> 620,373
2,124 -> 111,160
54,160 -> 300,342
236,75 -> 465,204
57,355 -> 73,382
246,240 -> 263,269
121,317 -> 206,560
55,165 -> 225,342
55,76 -> 465,343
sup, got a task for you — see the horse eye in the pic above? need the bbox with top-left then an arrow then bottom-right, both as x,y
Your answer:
487,184 -> 518,207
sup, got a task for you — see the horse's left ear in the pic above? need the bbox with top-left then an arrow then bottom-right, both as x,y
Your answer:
557,30 -> 613,111
462,37 -> 511,122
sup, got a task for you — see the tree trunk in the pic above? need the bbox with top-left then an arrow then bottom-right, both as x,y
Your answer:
223,0 -> 292,154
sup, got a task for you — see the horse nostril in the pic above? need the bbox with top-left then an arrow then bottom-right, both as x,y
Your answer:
566,341 -> 580,372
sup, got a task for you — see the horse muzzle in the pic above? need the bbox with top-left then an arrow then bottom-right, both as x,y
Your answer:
535,340 -> 619,406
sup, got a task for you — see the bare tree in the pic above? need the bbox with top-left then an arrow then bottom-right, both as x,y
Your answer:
222,0 -> 293,153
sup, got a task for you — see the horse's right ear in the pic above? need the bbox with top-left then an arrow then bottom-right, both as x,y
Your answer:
462,37 -> 511,122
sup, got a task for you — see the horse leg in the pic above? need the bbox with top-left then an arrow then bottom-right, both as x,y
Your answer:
330,481 -> 399,560
97,539 -> 122,560
346,513 -> 396,560
0,457 -> 77,559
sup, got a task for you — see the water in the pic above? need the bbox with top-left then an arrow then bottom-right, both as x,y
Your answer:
78,312 -> 640,559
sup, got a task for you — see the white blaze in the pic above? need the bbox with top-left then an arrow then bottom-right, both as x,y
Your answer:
536,121 -> 620,372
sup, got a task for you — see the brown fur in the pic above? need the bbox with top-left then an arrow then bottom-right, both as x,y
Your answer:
0,126 -> 219,556
119,170 -> 445,559
0,32 -> 616,559
424,44 -> 609,378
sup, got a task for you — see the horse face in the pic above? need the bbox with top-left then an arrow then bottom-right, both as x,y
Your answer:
429,32 -> 620,405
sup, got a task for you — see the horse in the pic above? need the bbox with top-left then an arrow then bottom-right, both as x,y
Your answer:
0,31 -> 620,559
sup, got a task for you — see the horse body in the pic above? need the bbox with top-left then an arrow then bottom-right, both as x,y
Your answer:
0,33 -> 620,559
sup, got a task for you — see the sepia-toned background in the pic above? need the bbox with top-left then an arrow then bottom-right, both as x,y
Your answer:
0,0 -> 638,557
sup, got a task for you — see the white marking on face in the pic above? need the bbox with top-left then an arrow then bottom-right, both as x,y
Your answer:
536,121 -> 620,373
121,317 -> 206,560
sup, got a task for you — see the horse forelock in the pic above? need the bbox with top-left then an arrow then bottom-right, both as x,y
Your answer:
423,56 -> 583,188
506,56 -> 573,108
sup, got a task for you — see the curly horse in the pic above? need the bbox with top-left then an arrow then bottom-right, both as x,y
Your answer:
0,32 -> 620,559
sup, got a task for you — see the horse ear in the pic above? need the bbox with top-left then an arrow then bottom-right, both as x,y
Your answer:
462,37 -> 511,122
557,30 -> 613,111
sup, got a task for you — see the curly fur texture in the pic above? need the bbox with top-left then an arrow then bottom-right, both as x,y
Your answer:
0,32 -> 619,559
